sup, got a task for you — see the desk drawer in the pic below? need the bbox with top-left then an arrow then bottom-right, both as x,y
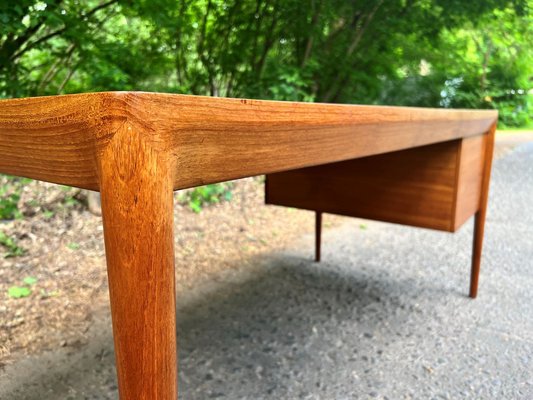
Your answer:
266,134 -> 487,232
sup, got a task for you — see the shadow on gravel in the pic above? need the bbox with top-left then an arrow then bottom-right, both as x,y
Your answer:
176,254 -> 451,399
2,252 -> 452,400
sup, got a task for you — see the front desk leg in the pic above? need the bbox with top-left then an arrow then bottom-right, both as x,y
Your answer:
470,124 -> 496,298
98,125 -> 178,399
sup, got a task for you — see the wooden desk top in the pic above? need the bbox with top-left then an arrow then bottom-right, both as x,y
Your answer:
0,91 -> 498,191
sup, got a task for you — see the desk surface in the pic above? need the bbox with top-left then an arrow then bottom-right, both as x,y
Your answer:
0,91 -> 497,191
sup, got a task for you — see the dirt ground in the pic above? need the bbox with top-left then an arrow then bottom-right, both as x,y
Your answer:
1,131 -> 531,369
0,176 -> 344,367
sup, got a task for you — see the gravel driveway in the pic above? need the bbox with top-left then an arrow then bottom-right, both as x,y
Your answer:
1,139 -> 532,400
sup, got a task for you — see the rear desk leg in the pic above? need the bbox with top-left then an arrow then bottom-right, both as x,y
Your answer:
470,123 -> 496,299
98,124 -> 178,399
315,211 -> 322,262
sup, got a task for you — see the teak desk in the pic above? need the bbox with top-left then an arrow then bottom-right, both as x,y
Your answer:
0,92 -> 497,399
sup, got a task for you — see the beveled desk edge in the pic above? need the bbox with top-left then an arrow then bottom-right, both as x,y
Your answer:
0,91 -> 497,191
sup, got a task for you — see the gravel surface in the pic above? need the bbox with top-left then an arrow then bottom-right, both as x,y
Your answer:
1,140 -> 532,399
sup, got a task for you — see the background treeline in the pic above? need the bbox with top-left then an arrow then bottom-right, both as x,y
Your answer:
0,0 -> 531,127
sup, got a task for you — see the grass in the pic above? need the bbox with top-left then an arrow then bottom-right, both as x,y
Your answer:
0,231 -> 25,258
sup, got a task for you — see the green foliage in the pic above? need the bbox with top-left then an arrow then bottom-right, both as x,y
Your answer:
0,1 -> 531,220
8,286 -> 31,299
63,195 -> 79,207
67,241 -> 80,250
425,6 -> 533,127
0,231 -> 26,257
0,193 -> 22,220
178,183 -> 233,213
0,0 -> 531,123
0,173 -> 84,222
7,276 -> 38,299
23,276 -> 37,285
0,175 -> 30,220
42,210 -> 54,219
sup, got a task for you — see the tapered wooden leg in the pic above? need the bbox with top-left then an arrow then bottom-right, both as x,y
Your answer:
98,125 -> 177,399
315,211 -> 322,262
470,212 -> 485,298
469,123 -> 496,299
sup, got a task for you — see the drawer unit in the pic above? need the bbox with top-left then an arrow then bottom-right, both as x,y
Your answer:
266,134 -> 487,232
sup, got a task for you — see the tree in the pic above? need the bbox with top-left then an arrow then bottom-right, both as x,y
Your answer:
0,0 -> 530,126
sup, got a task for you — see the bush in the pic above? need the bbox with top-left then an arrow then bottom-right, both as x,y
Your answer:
177,183 -> 233,213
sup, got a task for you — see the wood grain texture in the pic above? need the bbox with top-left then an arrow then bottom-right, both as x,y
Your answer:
98,122 -> 177,399
266,133 -> 490,233
470,123 -> 497,298
266,140 -> 461,231
0,93 -> 105,190
0,91 -> 498,191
